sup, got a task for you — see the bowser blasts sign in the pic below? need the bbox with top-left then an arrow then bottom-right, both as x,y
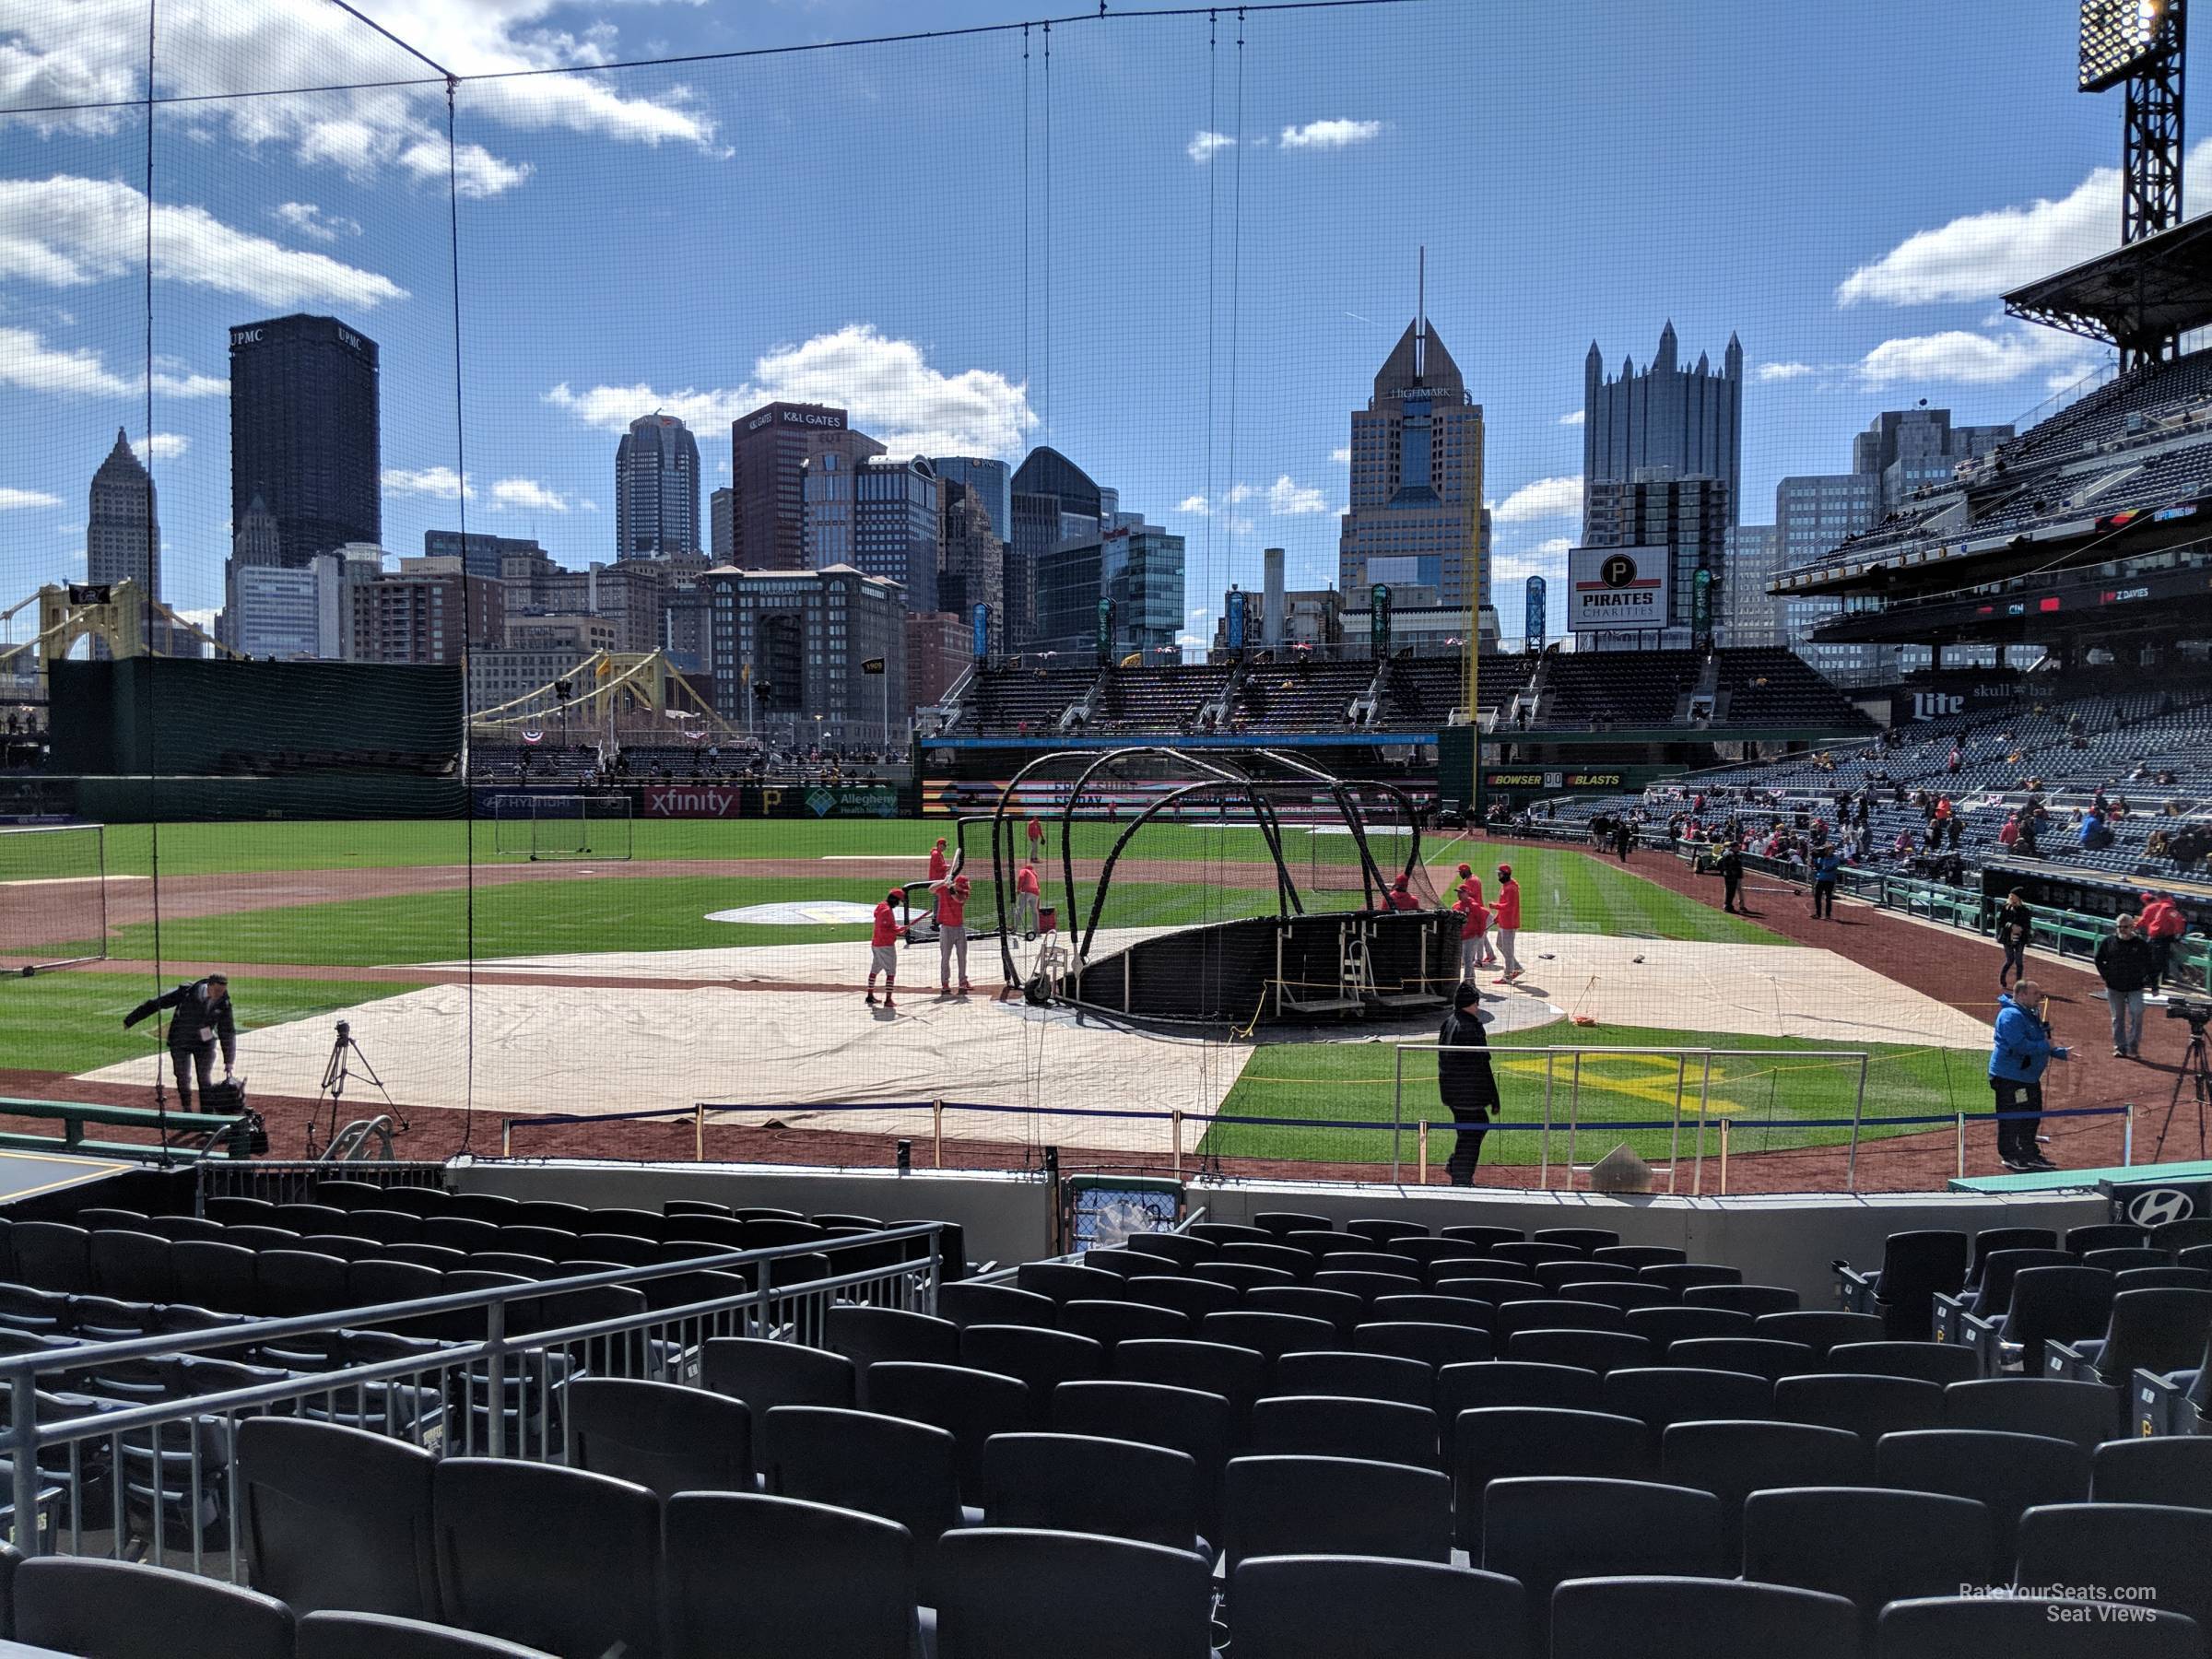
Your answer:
1568,546 -> 1670,632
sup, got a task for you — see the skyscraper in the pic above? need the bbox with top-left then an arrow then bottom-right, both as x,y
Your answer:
929,456 -> 1012,545
1336,314 -> 1488,611
728,402 -> 873,570
1582,473 -> 1732,641
615,413 -> 700,560
1009,447 -> 1105,647
229,313 -> 381,568
1583,324 -> 1743,527
709,487 -> 737,564
939,476 -> 1006,626
87,429 -> 159,599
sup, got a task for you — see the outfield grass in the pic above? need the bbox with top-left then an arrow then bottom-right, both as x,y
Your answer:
0,971 -> 427,1075
1205,1018 -> 1986,1168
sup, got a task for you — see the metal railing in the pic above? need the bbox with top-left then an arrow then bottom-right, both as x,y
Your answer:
1387,1041 -> 1871,1194
0,1223 -> 943,1576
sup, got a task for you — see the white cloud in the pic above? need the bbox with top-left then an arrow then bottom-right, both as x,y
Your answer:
134,433 -> 188,462
546,324 -> 1035,458
1174,630 -> 1208,652
0,1 -> 719,199
1838,142 -> 2212,307
1279,118 -> 1382,150
1266,474 -> 1332,515
1187,131 -> 1235,165
272,201 -> 360,242
1487,537 -> 1575,624
1852,327 -> 2095,387
0,177 -> 406,310
0,488 -> 60,511
1187,605 -> 1209,619
382,465 -> 473,500
1330,446 -> 1351,465
0,326 -> 224,400
1558,409 -> 1584,426
1494,475 -> 1583,523
1223,482 -> 1253,505
490,477 -> 569,512
1178,495 -> 1210,514
1177,484 -> 1258,531
1758,361 -> 1817,382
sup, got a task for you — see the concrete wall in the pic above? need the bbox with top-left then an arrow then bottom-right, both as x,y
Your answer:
452,1159 -> 2110,1300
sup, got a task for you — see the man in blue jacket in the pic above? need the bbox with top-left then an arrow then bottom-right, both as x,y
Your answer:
1809,844 -> 1841,921
1989,979 -> 2069,1172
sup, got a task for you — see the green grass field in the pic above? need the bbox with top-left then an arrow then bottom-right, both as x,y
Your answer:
0,971 -> 427,1075
1207,1019 -> 1987,1168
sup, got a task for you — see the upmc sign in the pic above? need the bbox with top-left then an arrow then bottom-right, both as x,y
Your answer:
1567,546 -> 1670,631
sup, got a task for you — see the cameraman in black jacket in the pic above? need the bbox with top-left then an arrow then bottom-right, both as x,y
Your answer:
123,975 -> 235,1108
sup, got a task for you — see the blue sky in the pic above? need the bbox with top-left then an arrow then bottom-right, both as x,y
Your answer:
0,0 -> 2166,643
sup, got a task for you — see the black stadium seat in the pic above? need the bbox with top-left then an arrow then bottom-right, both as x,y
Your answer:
570,1377 -> 753,1498
703,1336 -> 856,1414
1270,1349 -> 1430,1407
982,1432 -> 1205,1554
1659,1419 -> 1867,1557
762,1406 -> 968,1597
665,1492 -> 916,1659
297,1611 -> 557,1659
16,1558 -> 296,1659
1873,1429 -> 2089,1580
2090,1436 -> 2212,1508
238,1418 -> 440,1620
1549,1575 -> 1858,1659
1223,1454 -> 1452,1571
1250,1394 -> 1439,1469
869,1362 -> 1034,1495
933,1528 -> 1213,1659
1877,1594 -> 2203,1658
1230,1556 -> 1529,1659
1741,1486 -> 1990,1643
1480,1477 -> 1728,1649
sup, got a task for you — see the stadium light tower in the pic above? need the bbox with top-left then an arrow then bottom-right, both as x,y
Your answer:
2081,0 -> 2188,249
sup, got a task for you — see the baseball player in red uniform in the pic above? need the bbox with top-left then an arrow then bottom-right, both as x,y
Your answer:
927,838 -> 949,882
866,888 -> 906,1011
1455,893 -> 1491,983
933,873 -> 974,994
1016,859 -> 1041,937
1492,864 -> 1524,982
1454,863 -> 1483,907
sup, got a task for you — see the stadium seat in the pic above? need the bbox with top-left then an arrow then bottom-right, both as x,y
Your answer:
1626,1306 -> 1754,1347
1641,1263 -> 1743,1292
2090,1436 -> 2212,1508
1112,1339 -> 1267,1432
1876,1594 -> 2203,1657
1601,1367 -> 1772,1439
1944,1376 -> 2121,1448
937,1281 -> 1058,1329
1961,1247 -> 2072,1319
1659,1419 -> 1867,1556
1439,1225 -> 1523,1252
1434,1273 -> 1544,1304
1371,1292 -> 1491,1330
16,1557 -> 295,1659
2017,1501 -> 2212,1637
2066,1224 -> 2147,1257
1873,1429 -> 2089,1580
1199,1311 -> 1337,1362
1223,1454 -> 1453,1570
88,1230 -> 173,1303
1773,1372 -> 1946,1442
664,1492 -> 916,1659
2056,1286 -> 2212,1388
1535,1260 -> 1637,1291
1251,1394 -> 1439,1469
762,1406 -> 969,1595
1283,1231 -> 1365,1261
14,1222 -> 91,1293
1185,1222 -> 1271,1247
933,1528 -> 1213,1659
981,1431 -> 1205,1553
1126,1276 -> 1241,1322
1055,1298 -> 1190,1347
1231,1558 -> 1531,1659
238,1418 -> 440,1620
1051,1379 -> 1232,1538
569,1377 -> 752,1498
1269,1349 -> 1431,1407
1194,1262 -> 1295,1293
1967,1227 -> 2059,1288
1492,1300 -> 1625,1341
432,1460 -> 662,1659
1665,1336 -> 1818,1381
1480,1477 -> 1729,1650
2082,1247 -> 2172,1274
203,1196 -> 278,1226
825,1306 -> 960,1392
1355,1320 -> 1492,1369
1243,1285 -> 1362,1335
1743,1486 -> 1990,1642
959,1324 -> 1104,1400
1824,1340 -> 1981,1384
1331,1251 -> 1422,1279
144,1215 -> 225,1242
868,1362 -> 1034,1494
1597,1245 -> 1688,1269
1535,1228 -> 1620,1254
2116,1266 -> 2212,1291
1437,1361 -> 1603,1429
335,1209 -> 427,1246
298,1233 -> 376,1263
1347,1218 -> 1428,1245
1312,1269 -> 1421,1302
1015,1262 -> 1122,1303
296,1611 -> 557,1659
1394,1238 -> 1480,1269
1507,1329 -> 1653,1375
1559,1281 -> 1676,1314
663,1199 -> 735,1218
1860,1230 -> 1971,1340
702,1335 -> 856,1413
1223,1242 -> 1315,1278
1124,1234 -> 1215,1269
1078,1248 -> 1152,1278
1681,1284 -> 1799,1316
1549,1575 -> 1858,1659
2151,1218 -> 2212,1253
1452,1407 -> 1654,1549
1755,1311 -> 1888,1359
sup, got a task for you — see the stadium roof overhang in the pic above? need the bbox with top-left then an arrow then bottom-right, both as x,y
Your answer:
2004,212 -> 2212,352
1806,552 -> 2212,645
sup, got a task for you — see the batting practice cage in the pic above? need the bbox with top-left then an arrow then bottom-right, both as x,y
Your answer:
967,747 -> 1453,1028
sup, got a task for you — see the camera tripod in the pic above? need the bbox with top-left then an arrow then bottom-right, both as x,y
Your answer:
2154,1020 -> 2212,1164
307,1019 -> 406,1158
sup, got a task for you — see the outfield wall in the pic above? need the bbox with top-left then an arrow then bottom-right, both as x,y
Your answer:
449,1159 -> 2105,1300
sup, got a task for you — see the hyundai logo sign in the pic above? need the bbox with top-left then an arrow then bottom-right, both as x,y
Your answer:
2124,1186 -> 2196,1229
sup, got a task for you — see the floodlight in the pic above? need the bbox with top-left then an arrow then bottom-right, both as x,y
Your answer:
2081,0 -> 2177,92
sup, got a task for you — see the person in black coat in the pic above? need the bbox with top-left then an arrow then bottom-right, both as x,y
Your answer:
123,975 -> 235,1108
1437,982 -> 1502,1186
1716,842 -> 1745,913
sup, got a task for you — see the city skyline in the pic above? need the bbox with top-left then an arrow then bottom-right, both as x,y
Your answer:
0,2 -> 2143,646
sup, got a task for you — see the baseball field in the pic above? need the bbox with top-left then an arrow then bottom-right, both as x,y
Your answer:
0,817 -> 1998,1184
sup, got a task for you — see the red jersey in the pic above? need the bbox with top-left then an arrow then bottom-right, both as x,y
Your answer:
935,883 -> 968,927
1493,881 -> 1521,929
1017,865 -> 1041,897
1456,875 -> 1484,906
1387,888 -> 1421,912
1027,817 -> 1044,845
927,848 -> 948,881
871,902 -> 903,947
1457,899 -> 1489,938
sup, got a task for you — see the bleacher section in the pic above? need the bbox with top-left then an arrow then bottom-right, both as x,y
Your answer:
8,1210 -> 2208,1658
